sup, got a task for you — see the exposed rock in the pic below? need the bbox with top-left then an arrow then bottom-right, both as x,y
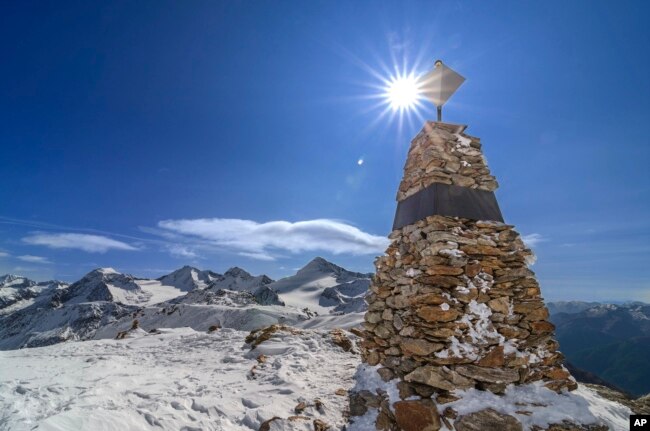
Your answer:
400,338 -> 444,356
454,408 -> 523,431
477,345 -> 505,367
405,365 -> 473,391
393,399 -> 441,431
455,365 -> 520,384
417,306 -> 460,322
330,329 -> 354,352
245,325 -> 302,348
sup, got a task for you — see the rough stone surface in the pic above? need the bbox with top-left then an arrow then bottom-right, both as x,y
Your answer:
350,122 -> 582,430
454,408 -> 523,431
393,399 -> 441,431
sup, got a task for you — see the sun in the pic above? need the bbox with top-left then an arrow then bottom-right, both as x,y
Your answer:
385,73 -> 421,111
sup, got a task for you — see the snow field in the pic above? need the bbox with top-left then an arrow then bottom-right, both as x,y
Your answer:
0,327 -> 359,431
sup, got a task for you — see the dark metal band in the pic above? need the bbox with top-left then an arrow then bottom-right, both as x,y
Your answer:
393,182 -> 504,230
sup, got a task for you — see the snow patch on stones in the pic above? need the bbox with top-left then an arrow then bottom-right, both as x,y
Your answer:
444,382 -> 630,431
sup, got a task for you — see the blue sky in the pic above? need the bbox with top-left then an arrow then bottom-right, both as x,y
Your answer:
1,1 -> 648,302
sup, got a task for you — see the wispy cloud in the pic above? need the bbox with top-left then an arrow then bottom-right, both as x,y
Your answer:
521,233 -> 546,248
17,255 -> 52,264
0,251 -> 9,258
22,233 -> 138,253
166,244 -> 198,259
156,218 -> 389,261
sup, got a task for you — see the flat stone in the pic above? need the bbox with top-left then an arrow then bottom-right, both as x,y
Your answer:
451,174 -> 476,187
464,262 -> 482,277
494,268 -> 535,283
366,351 -> 380,366
545,367 -> 571,380
530,321 -> 555,334
417,275 -> 461,288
427,232 -> 477,245
394,399 -> 441,431
375,407 -> 394,431
487,297 -> 510,314
461,245 -> 504,256
525,307 -> 550,321
417,306 -> 460,322
400,338 -> 445,356
408,293 -> 446,305
454,408 -> 523,431
422,327 -> 456,338
349,392 -> 369,416
497,325 -> 530,339
513,301 -> 543,314
455,365 -> 520,384
425,265 -> 465,276
393,314 -> 404,331
378,367 -> 396,382
405,365 -> 474,391
477,345 -> 505,368
374,324 -> 392,339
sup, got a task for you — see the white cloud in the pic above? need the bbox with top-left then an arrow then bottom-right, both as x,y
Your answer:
157,218 -> 389,261
0,251 -> 9,258
17,255 -> 52,264
167,244 -> 198,259
238,251 -> 276,261
521,233 -> 546,248
22,233 -> 138,253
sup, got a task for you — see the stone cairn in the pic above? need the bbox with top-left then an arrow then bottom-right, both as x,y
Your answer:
350,122 -> 585,431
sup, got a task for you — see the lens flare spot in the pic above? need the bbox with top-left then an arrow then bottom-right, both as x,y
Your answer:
386,73 -> 420,111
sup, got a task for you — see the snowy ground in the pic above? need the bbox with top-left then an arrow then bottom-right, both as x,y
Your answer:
0,321 -> 633,431
349,363 -> 631,431
0,327 -> 359,431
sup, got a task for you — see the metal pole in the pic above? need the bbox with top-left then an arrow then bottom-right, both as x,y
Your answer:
437,106 -> 442,122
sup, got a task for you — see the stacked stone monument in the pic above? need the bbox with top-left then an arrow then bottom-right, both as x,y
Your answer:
350,122 -> 594,431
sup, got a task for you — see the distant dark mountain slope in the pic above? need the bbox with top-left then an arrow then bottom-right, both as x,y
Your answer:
551,303 -> 650,397
565,362 -> 630,395
569,336 -> 650,397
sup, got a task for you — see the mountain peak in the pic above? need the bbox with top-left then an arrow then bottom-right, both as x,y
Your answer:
0,274 -> 23,284
224,267 -> 252,278
299,257 -> 342,273
0,274 -> 36,288
0,274 -> 19,283
99,267 -> 118,274
158,266 -> 216,291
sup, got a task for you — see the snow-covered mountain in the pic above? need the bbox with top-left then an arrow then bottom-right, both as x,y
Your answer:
0,259 -> 369,350
547,301 -> 602,315
211,266 -> 273,291
157,265 -> 218,291
0,269 -> 144,350
0,274 -> 67,315
270,257 -> 372,314
209,267 -> 283,306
